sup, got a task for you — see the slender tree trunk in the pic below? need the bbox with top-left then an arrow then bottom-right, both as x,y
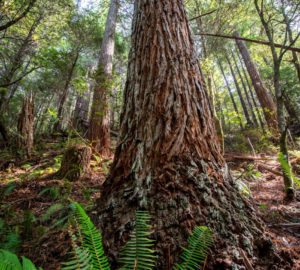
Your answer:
232,51 -> 258,127
236,50 -> 265,129
226,55 -> 253,127
88,0 -> 120,156
218,60 -> 243,129
254,0 -> 294,199
283,92 -> 300,125
283,9 -> 300,83
0,15 -> 42,140
233,30 -> 278,130
96,1 -> 285,269
17,95 -> 34,157
54,49 -> 80,132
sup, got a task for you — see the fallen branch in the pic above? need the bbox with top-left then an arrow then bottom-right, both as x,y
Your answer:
225,154 -> 272,161
196,33 -> 300,53
257,163 -> 283,177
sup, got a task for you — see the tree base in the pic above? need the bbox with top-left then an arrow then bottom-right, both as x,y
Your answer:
55,145 -> 91,181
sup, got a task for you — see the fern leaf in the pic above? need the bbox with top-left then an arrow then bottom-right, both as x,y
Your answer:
119,211 -> 156,270
174,226 -> 213,270
0,249 -> 38,270
61,233 -> 92,270
71,202 -> 110,270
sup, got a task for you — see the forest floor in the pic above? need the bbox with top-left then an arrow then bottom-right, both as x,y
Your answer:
0,137 -> 299,269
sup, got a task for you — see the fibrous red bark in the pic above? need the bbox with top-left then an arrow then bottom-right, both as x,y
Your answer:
96,1 -> 290,269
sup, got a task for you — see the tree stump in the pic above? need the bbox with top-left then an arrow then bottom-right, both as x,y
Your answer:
56,145 -> 91,181
17,96 -> 34,157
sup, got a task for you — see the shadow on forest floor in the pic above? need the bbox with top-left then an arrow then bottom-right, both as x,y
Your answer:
0,137 -> 299,269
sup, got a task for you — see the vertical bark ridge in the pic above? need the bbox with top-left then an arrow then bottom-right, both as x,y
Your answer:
96,1 -> 287,269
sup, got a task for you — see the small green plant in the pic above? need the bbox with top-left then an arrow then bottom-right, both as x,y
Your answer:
62,202 -> 110,270
119,211 -> 156,269
64,203 -> 213,270
0,249 -> 41,270
174,226 -> 213,270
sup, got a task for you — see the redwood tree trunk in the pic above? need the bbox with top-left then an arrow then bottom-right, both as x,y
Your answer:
88,0 -> 120,156
233,30 -> 278,130
96,1 -> 285,269
17,95 -> 34,157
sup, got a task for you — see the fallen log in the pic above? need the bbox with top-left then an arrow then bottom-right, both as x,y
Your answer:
225,154 -> 272,161
257,163 -> 283,177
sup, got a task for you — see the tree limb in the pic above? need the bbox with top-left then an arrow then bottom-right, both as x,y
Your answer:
0,0 -> 37,31
196,32 -> 300,53
189,9 -> 217,21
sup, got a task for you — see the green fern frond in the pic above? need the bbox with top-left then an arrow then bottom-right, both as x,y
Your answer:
71,202 -> 110,270
61,233 -> 92,270
119,210 -> 156,270
278,152 -> 300,187
0,249 -> 39,270
174,226 -> 213,270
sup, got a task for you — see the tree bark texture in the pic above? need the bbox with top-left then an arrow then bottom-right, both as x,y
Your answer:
88,0 -> 120,156
17,95 -> 34,157
233,31 -> 278,130
96,1 -> 287,269
55,145 -> 91,181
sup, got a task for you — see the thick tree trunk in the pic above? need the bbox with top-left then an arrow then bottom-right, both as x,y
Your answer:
233,31 -> 278,130
96,1 -> 286,269
232,52 -> 259,127
88,0 -> 120,157
17,95 -> 34,157
218,60 -> 243,129
226,55 -> 253,127
54,49 -> 80,132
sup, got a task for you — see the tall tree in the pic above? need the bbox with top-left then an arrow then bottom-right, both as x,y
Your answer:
233,30 -> 278,130
96,1 -> 283,268
232,51 -> 259,127
236,48 -> 265,129
254,0 -> 299,199
88,0 -> 120,156
226,55 -> 253,127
